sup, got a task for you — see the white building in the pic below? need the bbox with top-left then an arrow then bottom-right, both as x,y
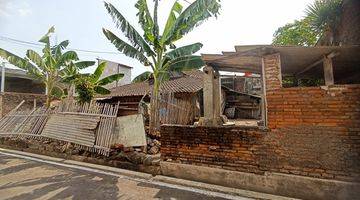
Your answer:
97,59 -> 132,89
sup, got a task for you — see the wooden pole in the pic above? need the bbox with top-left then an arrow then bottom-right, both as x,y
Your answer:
323,56 -> 335,86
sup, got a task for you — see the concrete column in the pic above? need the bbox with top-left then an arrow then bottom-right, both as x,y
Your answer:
203,66 -> 215,120
200,66 -> 223,126
213,69 -> 221,119
323,56 -> 334,86
263,53 -> 282,92
1,62 -> 5,93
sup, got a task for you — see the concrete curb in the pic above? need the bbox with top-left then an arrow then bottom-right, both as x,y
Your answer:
152,175 -> 298,200
0,148 -> 296,200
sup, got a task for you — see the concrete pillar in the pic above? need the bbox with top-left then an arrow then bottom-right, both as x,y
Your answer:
213,69 -> 221,119
199,66 -> 223,126
263,53 -> 282,92
1,62 -> 5,93
323,56 -> 334,86
261,53 -> 282,127
203,66 -> 215,120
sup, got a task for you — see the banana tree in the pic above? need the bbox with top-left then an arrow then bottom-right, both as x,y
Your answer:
71,62 -> 124,104
0,26 -> 90,107
61,60 -> 96,99
103,0 -> 221,132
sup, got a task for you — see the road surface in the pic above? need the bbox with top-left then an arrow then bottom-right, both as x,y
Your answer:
0,153 -> 245,200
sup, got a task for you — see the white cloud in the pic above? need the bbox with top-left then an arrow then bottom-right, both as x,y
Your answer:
0,0 -> 32,17
18,7 -> 32,16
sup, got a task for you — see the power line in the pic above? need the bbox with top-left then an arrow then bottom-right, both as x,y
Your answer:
181,0 -> 192,4
0,35 -> 123,55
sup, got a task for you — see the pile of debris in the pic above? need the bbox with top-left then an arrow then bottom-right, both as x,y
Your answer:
146,137 -> 161,155
0,99 -> 163,169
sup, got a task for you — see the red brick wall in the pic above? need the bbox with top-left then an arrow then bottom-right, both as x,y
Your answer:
161,53 -> 360,182
266,85 -> 360,129
161,126 -> 265,174
0,92 -> 46,116
161,124 -> 360,182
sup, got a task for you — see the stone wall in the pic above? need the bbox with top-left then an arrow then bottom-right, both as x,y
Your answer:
0,92 -> 46,116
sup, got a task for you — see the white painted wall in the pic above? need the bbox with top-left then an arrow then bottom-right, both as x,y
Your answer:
98,59 -> 132,89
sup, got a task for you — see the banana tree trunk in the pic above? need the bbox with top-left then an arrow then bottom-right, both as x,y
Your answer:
149,77 -> 161,135
45,78 -> 54,108
67,83 -> 75,100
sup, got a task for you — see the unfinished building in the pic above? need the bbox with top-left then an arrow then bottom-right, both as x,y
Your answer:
160,45 -> 360,200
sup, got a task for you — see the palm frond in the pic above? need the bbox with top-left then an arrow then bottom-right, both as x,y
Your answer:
39,26 -> 55,44
152,0 -> 160,48
135,0 -> 155,44
132,71 -> 152,83
94,86 -> 111,95
166,55 -> 204,71
26,50 -> 44,68
103,29 -> 151,66
97,73 -> 124,86
161,1 -> 183,45
92,61 -> 107,82
164,0 -> 221,44
52,40 -> 69,58
104,2 -> 155,56
305,0 -> 342,33
165,43 -> 203,60
57,51 -> 79,68
75,61 -> 95,69
0,48 -> 43,78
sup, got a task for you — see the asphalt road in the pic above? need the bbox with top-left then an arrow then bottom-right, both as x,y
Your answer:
0,154 -> 240,200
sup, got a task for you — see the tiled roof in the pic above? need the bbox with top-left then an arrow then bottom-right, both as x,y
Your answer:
106,70 -> 204,97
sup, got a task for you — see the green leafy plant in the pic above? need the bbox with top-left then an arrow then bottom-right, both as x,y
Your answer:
72,62 -> 124,104
272,0 -> 343,46
305,0 -> 342,45
102,0 -> 221,132
272,19 -> 318,46
0,27 -> 91,107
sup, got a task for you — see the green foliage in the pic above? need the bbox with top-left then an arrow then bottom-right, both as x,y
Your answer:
132,71 -> 152,83
72,62 -> 124,104
272,19 -> 318,46
0,26 -> 85,107
282,76 -> 324,87
305,0 -> 342,45
103,0 -> 220,84
75,77 -> 95,104
103,0 -> 220,131
273,0 -> 343,46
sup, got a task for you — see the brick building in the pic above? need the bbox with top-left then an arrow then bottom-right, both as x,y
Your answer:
160,45 -> 360,199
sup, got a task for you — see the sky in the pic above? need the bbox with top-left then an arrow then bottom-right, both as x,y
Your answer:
0,0 -> 314,79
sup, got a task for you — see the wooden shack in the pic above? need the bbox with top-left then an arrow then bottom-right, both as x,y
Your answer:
98,70 -> 204,125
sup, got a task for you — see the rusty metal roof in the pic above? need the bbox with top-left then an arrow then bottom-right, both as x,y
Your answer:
202,45 -> 360,79
104,70 -> 204,97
